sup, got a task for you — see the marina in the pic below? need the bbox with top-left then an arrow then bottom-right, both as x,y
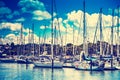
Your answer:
0,0 -> 120,79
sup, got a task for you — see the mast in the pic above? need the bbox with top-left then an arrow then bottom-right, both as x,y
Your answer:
83,0 -> 87,55
51,0 -> 54,69
39,32 -> 41,56
23,35 -> 25,56
111,9 -> 114,68
43,25 -> 47,52
73,25 -> 75,56
99,8 -> 103,56
17,36 -> 19,57
117,6 -> 119,57
28,28 -> 31,55
54,24 -> 57,56
32,24 -> 35,56
111,9 -> 114,56
20,23 -> 23,56
28,27 -> 31,44
65,26 -> 67,55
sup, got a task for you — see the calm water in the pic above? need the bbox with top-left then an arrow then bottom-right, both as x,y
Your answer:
0,63 -> 120,80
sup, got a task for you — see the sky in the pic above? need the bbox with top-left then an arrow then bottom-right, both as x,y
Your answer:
0,0 -> 120,45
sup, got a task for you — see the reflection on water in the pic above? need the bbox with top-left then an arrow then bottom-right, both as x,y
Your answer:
0,63 -> 120,80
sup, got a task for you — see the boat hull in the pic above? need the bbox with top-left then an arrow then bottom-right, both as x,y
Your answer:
0,58 -> 16,63
17,59 -> 33,64
74,61 -> 104,71
34,62 -> 63,68
75,66 -> 104,71
63,63 -> 74,68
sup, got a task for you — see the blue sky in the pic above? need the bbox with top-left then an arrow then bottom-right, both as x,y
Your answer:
0,0 -> 120,45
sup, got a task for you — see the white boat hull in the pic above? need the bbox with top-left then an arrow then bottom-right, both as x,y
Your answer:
63,63 -> 74,68
74,61 -> 104,71
104,62 -> 118,70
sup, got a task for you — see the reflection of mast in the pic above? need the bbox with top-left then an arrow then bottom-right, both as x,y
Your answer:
117,6 -> 119,57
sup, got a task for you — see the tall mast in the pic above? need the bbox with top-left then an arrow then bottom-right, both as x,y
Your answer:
28,27 -> 31,44
99,8 -> 103,56
28,27 -> 31,55
32,23 -> 34,56
83,0 -> 87,55
20,23 -> 23,55
43,25 -> 46,52
17,36 -> 19,56
23,35 -> 25,55
111,9 -> 114,56
65,26 -> 67,55
73,25 -> 75,56
20,23 -> 23,45
117,6 -> 119,57
39,32 -> 41,56
54,25 -> 57,55
51,0 -> 54,69
110,9 -> 114,68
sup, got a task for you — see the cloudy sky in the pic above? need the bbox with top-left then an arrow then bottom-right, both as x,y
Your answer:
0,0 -> 120,45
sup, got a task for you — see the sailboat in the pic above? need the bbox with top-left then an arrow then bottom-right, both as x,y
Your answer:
114,6 -> 120,69
0,54 -> 16,63
0,38 -> 16,63
103,9 -> 118,70
74,0 -> 104,71
34,51 -> 63,68
17,24 -> 33,64
63,26 -> 75,68
34,26 -> 63,68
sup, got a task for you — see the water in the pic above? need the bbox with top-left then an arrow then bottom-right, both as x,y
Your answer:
0,63 -> 120,80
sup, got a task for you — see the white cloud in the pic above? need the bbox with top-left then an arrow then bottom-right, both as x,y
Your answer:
15,17 -> 25,22
40,25 -> 46,29
56,10 -> 120,45
0,22 -> 31,35
52,18 -> 66,32
33,10 -> 51,20
18,0 -> 45,13
67,10 -> 82,22
4,34 -> 17,44
2,31 -> 40,45
53,12 -> 57,17
0,22 -> 21,31
86,13 -> 99,27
